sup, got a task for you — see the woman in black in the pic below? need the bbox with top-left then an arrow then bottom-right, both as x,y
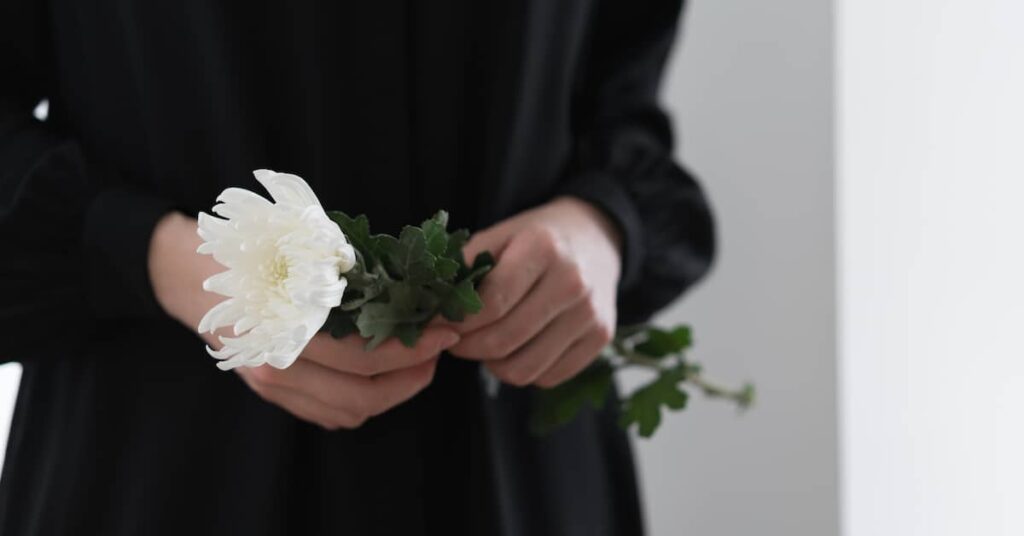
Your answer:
0,1 -> 713,534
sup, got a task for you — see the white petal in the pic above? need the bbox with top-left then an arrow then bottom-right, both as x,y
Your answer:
196,212 -> 233,243
208,339 -> 239,359
265,350 -> 301,369
253,169 -> 322,209
203,270 -> 244,297
337,244 -> 356,273
216,187 -> 273,210
198,299 -> 243,333
216,359 -> 242,371
233,315 -> 260,335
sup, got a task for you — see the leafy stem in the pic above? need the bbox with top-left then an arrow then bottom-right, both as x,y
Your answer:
531,324 -> 754,438
688,375 -> 756,409
611,335 -> 753,409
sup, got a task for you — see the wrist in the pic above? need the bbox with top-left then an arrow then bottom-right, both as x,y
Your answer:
553,196 -> 623,256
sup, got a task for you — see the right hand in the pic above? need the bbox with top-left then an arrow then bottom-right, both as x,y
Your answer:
147,212 -> 459,430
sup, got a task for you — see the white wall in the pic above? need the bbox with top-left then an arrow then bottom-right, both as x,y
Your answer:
838,1 -> 1024,535
636,0 -> 838,535
0,365 -> 18,471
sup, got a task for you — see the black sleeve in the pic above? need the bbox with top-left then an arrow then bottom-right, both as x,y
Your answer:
0,2 -> 173,363
559,0 -> 716,325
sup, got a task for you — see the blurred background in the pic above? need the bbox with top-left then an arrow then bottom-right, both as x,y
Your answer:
1,0 -> 1021,535
634,0 -> 1023,534
630,0 -> 837,534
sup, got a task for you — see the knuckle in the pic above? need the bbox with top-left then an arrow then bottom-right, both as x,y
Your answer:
594,322 -> 615,345
532,227 -> 560,257
489,290 -> 511,319
560,268 -> 589,300
579,297 -> 599,320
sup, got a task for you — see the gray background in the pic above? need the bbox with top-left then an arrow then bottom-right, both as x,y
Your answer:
633,0 -> 838,534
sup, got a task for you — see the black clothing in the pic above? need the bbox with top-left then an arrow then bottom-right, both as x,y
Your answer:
0,1 -> 713,534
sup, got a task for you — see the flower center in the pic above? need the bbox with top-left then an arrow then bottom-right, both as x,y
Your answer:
265,254 -> 290,287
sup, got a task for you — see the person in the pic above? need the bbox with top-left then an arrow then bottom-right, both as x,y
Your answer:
0,1 -> 713,534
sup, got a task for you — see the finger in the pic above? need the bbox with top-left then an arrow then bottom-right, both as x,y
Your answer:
236,368 -> 360,430
449,262 -> 587,360
533,327 -> 611,388
454,229 -> 552,333
484,299 -> 596,386
366,358 -> 440,412
302,327 -> 458,376
461,224 -> 513,267
266,356 -> 439,418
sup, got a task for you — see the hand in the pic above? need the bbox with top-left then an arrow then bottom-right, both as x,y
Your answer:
147,212 -> 459,429
447,196 -> 622,388
235,329 -> 457,430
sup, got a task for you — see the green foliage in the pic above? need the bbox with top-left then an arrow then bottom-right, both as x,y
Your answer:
325,210 -> 494,350
532,324 -> 752,438
618,365 -> 690,437
633,326 -> 692,357
530,360 -> 614,436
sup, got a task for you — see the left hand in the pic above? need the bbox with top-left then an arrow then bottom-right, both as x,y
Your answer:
446,196 -> 622,388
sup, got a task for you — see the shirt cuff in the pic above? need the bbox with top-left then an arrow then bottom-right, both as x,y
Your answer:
82,188 -> 174,320
557,170 -> 645,294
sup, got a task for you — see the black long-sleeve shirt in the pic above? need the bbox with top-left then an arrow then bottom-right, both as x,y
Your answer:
0,1 -> 713,534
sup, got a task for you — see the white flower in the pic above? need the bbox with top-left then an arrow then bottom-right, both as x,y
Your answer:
196,169 -> 355,370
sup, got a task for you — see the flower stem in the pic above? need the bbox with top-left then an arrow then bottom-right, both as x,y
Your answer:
608,324 -> 754,410
686,374 -> 755,409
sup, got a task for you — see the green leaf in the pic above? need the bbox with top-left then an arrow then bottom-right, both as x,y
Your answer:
444,228 -> 470,263
618,365 -> 690,437
530,360 -> 614,436
383,226 -> 440,283
421,211 -> 450,257
435,257 -> 460,281
393,323 -> 422,348
633,325 -> 692,358
355,283 -> 422,349
439,279 -> 483,322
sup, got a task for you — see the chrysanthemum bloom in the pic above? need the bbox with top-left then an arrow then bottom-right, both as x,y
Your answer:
196,170 -> 355,370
